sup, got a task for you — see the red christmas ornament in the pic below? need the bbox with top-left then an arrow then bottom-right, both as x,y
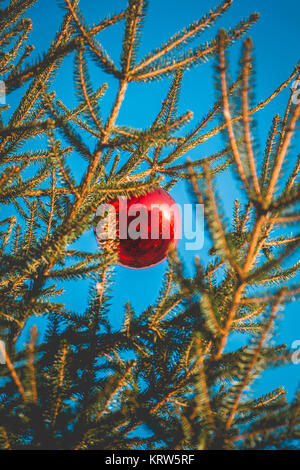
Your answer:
95,188 -> 181,269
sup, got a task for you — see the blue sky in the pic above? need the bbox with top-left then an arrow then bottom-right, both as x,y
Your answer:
9,0 -> 300,400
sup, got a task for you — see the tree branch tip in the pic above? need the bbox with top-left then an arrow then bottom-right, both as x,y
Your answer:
250,12 -> 260,21
244,36 -> 253,48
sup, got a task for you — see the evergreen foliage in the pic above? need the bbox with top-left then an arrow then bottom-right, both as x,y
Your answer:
0,0 -> 299,450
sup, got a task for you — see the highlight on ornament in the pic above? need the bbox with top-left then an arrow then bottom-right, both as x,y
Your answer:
0,80 -> 5,105
94,188 -> 204,269
0,340 -> 6,365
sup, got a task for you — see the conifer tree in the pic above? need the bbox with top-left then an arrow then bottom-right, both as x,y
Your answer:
0,0 -> 299,450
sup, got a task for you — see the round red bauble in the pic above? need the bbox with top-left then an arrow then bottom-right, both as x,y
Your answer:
95,188 -> 181,269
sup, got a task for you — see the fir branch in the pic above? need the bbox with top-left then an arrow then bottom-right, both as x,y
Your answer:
132,14 -> 259,82
132,0 -> 233,75
0,342 -> 27,402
